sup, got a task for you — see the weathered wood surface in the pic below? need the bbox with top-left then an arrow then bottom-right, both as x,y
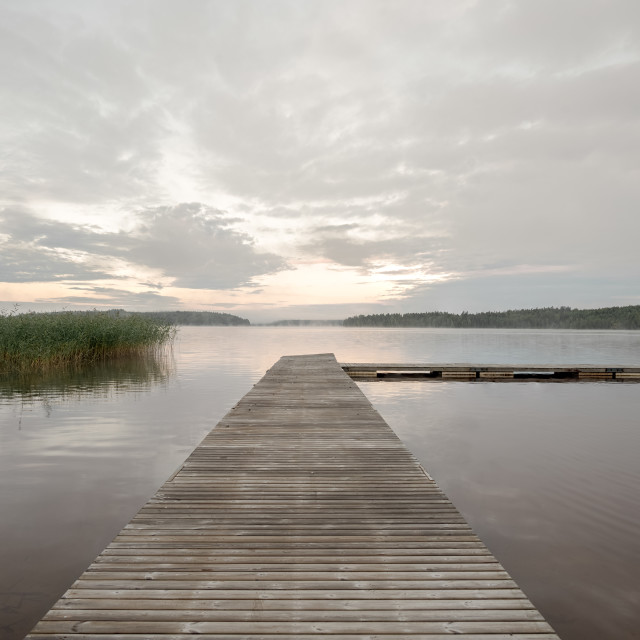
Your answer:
342,361 -> 640,381
27,353 -> 559,639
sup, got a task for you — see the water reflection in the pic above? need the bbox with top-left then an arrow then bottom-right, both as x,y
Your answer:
0,351 -> 175,405
1,327 -> 639,640
360,379 -> 640,640
0,351 -> 184,640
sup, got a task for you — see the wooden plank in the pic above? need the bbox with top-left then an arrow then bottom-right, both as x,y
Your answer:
68,579 -> 520,590
442,371 -> 477,379
32,620 -> 556,634
27,353 -> 559,637
42,609 -> 547,622
52,598 -> 534,611
61,588 -> 533,600
25,634 -> 563,640
341,361 -> 640,372
89,562 -> 503,570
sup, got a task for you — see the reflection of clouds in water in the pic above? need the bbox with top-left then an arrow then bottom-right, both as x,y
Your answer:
356,378 -> 447,402
361,377 -> 640,568
1,351 -> 181,477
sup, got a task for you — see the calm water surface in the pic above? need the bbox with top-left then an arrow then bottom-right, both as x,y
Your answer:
1,327 -> 639,640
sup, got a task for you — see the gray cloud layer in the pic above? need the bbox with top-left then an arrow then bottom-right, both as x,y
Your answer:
0,204 -> 286,289
1,0 -> 639,315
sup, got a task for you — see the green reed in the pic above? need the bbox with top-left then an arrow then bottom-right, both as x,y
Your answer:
0,311 -> 176,373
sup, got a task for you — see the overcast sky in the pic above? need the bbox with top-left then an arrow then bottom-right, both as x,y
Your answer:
1,0 -> 639,321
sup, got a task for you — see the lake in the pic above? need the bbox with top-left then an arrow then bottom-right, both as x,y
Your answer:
1,327 -> 639,639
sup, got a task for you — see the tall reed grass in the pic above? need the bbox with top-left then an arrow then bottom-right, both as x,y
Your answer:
0,311 -> 175,373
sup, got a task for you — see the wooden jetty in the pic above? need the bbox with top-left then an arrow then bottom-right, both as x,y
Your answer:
342,362 -> 640,380
27,353 -> 559,639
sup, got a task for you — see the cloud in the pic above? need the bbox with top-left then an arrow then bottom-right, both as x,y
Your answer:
0,4 -> 165,205
0,204 -> 288,289
402,271 -> 640,315
38,286 -> 182,309
0,244 -> 114,283
0,211 -> 118,282
1,1 -> 639,315
302,222 -> 448,271
128,203 -> 287,289
461,0 -> 640,71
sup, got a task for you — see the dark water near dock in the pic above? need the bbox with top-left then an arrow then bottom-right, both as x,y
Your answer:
1,327 -> 639,639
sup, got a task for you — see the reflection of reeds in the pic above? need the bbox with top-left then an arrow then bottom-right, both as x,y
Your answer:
0,311 -> 175,373
0,350 -> 176,402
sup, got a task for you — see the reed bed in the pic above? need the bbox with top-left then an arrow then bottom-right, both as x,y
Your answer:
0,311 -> 175,373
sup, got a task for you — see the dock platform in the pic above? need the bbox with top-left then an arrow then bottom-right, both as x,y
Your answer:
27,353 -> 559,639
342,362 -> 640,380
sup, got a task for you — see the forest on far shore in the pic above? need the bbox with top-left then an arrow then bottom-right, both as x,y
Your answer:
108,310 -> 250,326
342,306 -> 640,330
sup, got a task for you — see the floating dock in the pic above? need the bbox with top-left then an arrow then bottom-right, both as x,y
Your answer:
27,354 -> 559,639
342,362 -> 640,380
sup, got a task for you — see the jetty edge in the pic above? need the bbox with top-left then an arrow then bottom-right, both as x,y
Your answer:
341,362 -> 640,380
26,353 -> 559,639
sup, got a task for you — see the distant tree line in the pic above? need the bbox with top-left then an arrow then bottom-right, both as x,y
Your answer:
102,309 -> 250,326
342,306 -> 640,330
